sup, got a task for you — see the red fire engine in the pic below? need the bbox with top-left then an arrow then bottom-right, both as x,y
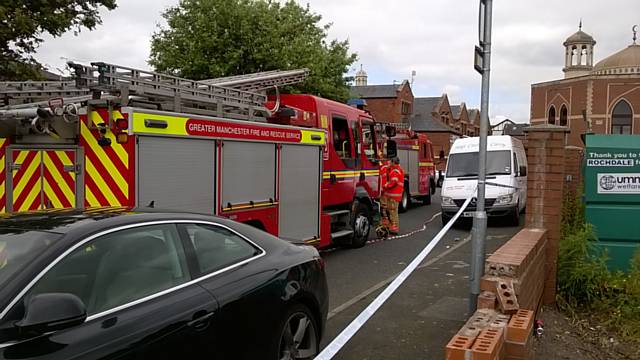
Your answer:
0,62 -> 392,249
381,124 -> 436,212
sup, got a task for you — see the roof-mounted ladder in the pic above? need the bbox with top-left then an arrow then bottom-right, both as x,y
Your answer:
69,62 -> 269,121
201,68 -> 309,93
1,63 -> 309,121
0,81 -> 90,106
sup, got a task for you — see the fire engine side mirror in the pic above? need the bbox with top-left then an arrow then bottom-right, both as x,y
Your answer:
385,140 -> 397,158
385,125 -> 396,138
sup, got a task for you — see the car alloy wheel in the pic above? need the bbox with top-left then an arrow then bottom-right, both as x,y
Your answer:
278,309 -> 318,360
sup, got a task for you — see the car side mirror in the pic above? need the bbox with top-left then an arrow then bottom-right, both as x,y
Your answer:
16,293 -> 87,338
519,166 -> 527,177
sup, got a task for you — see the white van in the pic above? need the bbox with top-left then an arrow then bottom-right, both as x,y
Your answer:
440,135 -> 527,226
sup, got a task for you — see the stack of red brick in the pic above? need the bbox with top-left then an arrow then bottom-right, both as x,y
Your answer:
445,228 -> 547,359
446,309 -> 535,360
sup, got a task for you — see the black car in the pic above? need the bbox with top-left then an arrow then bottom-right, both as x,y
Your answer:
0,209 -> 328,359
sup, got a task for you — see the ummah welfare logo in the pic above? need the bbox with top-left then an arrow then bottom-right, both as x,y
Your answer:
597,173 -> 640,194
599,175 -> 617,191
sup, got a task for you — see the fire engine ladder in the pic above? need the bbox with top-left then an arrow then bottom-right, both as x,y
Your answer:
1,63 -> 310,121
68,62 -> 274,121
201,68 -> 309,93
0,81 -> 91,108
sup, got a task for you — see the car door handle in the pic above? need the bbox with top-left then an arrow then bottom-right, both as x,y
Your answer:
187,311 -> 215,330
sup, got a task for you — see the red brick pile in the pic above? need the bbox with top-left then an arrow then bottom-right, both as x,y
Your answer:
445,228 -> 547,359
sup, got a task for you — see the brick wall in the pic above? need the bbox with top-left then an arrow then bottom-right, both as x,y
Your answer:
365,98 -> 401,123
446,228 -> 548,360
564,145 -> 584,196
362,84 -> 414,124
524,125 -> 569,304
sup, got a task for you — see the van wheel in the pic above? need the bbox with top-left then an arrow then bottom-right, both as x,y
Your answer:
441,213 -> 452,227
399,188 -> 410,213
509,202 -> 520,226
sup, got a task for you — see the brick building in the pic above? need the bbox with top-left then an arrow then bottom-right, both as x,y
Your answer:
350,74 -> 414,123
530,25 -> 640,147
408,95 -> 480,171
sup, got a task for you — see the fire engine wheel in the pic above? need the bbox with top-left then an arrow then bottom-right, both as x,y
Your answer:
350,202 -> 371,248
399,188 -> 410,213
417,191 -> 432,206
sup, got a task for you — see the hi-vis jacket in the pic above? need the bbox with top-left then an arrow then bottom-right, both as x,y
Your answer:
379,160 -> 391,191
385,165 -> 404,201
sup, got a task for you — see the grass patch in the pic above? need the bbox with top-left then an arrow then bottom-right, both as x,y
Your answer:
557,189 -> 640,341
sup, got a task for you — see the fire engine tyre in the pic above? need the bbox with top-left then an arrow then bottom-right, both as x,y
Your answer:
350,202 -> 371,248
418,191 -> 432,206
274,303 -> 320,360
399,188 -> 410,213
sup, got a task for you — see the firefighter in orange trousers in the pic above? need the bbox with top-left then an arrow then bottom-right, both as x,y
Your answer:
384,157 -> 405,234
378,155 -> 392,226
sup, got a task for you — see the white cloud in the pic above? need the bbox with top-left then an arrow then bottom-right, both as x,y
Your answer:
33,0 -> 640,122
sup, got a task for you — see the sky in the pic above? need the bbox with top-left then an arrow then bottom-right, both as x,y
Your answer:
34,0 -> 640,124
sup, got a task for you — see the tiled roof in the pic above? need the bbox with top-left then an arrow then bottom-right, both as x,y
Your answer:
412,97 -> 442,117
503,123 -> 529,136
450,105 -> 462,119
468,109 -> 480,124
409,114 -> 459,133
350,84 -> 399,98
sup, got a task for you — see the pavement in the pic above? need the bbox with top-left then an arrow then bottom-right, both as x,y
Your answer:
319,190 -> 523,359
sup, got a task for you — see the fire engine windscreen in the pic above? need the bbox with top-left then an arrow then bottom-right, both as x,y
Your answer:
446,150 -> 511,177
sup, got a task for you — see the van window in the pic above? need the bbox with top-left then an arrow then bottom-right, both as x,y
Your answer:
446,150 -> 511,177
513,153 -> 519,175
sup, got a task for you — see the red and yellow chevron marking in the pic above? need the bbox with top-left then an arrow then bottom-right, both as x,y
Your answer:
0,139 -> 8,213
42,150 -> 76,209
80,109 -> 135,208
11,149 -> 43,212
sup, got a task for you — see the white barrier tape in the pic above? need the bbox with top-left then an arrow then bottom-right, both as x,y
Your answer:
484,181 -> 520,190
315,192 -> 476,360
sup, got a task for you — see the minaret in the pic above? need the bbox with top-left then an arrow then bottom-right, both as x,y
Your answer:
355,65 -> 368,86
563,21 -> 596,78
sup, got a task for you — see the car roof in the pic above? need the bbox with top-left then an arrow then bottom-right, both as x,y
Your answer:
0,207 -> 235,235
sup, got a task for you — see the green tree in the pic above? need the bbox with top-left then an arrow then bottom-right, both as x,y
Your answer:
149,0 -> 357,102
0,0 -> 117,80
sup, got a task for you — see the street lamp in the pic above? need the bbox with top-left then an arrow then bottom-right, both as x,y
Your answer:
470,0 -> 493,314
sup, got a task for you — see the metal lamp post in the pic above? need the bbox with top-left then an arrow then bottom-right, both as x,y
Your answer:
470,0 -> 493,314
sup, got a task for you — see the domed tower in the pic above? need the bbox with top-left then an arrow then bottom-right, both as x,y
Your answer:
354,64 -> 368,86
592,27 -> 640,76
563,21 -> 596,79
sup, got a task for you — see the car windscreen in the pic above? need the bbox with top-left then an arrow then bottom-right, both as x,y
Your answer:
0,230 -> 61,287
446,150 -> 512,177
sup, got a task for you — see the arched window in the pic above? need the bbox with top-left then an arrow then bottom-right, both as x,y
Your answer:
548,106 -> 556,125
559,105 -> 568,126
580,46 -> 588,65
571,47 -> 578,66
611,100 -> 633,134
